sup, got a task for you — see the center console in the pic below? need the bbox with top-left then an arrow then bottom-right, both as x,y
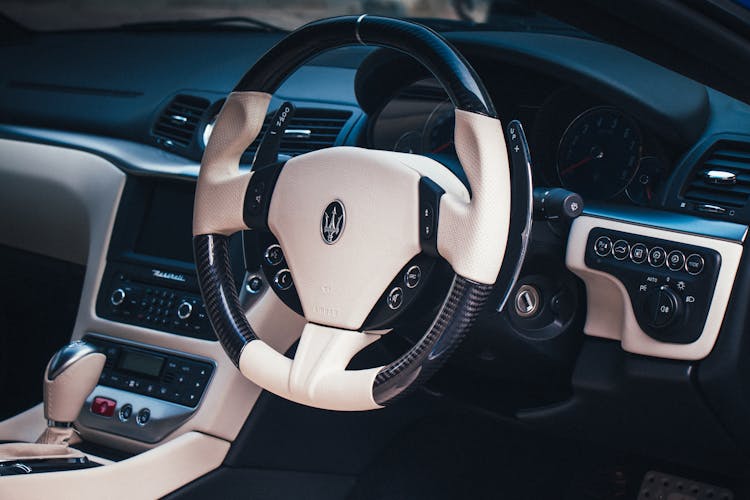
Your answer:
95,177 -> 245,340
78,335 -> 214,443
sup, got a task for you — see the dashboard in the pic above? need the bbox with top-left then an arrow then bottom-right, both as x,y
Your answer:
3,25 -> 750,476
369,77 -> 674,209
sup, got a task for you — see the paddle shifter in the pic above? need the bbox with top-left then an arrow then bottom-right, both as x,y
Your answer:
37,340 -> 106,445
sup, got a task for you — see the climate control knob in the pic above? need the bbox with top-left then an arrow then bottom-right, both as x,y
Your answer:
643,286 -> 681,328
177,301 -> 193,320
110,288 -> 126,306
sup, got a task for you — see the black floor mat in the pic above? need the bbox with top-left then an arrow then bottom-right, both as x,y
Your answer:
347,411 -> 628,500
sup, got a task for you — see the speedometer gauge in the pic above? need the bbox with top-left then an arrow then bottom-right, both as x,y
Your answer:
556,107 -> 642,199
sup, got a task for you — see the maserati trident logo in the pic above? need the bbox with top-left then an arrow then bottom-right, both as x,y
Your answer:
321,200 -> 345,244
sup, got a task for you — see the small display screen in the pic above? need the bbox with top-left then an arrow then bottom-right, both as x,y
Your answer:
134,181 -> 195,263
118,351 -> 164,378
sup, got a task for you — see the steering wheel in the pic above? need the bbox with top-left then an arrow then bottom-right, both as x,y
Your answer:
193,16 -> 512,411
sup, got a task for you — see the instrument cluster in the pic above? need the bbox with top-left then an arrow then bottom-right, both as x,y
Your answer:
369,81 -> 673,207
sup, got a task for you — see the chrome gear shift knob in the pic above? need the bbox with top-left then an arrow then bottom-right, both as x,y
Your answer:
43,340 -> 106,426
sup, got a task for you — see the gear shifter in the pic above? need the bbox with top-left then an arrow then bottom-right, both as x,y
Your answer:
0,340 -> 105,465
37,340 -> 106,445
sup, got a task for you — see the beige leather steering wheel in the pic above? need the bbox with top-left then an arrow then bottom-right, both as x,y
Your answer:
192,15 -> 511,411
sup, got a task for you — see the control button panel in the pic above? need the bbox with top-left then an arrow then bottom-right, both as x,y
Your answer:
78,335 -> 215,443
362,254 -> 437,330
585,228 -> 721,344
255,234 -> 303,316
85,336 -> 213,409
97,266 -> 213,341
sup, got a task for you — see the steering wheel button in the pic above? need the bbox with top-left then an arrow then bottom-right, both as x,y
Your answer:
593,236 -> 612,257
387,287 -> 404,310
686,254 -> 704,275
667,250 -> 686,271
648,246 -> 666,267
404,266 -> 421,289
630,243 -> 648,264
612,239 -> 630,260
264,244 -> 284,266
274,269 -> 293,290
421,204 -> 435,240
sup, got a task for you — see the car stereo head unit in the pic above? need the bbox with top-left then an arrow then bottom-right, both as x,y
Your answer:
95,177 -> 244,340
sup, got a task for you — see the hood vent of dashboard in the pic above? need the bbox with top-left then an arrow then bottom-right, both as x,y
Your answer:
245,108 -> 352,157
682,140 -> 750,210
152,95 -> 210,149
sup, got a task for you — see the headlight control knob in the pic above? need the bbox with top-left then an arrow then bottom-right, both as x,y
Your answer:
643,285 -> 680,329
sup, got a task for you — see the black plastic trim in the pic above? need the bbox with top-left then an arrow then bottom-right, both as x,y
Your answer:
234,16 -> 496,117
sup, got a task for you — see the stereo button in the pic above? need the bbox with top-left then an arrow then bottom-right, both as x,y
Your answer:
177,302 -> 193,320
110,288 -> 126,306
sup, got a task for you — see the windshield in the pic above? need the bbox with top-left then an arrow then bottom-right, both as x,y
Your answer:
0,0 -> 565,32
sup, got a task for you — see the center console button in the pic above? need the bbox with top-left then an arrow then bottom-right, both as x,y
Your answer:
630,243 -> 648,264
264,244 -> 284,266
612,240 -> 630,260
594,236 -> 612,257
274,269 -> 293,290
667,250 -> 686,271
686,254 -> 704,275
136,408 -> 151,426
118,404 -> 133,422
91,397 -> 116,417
648,246 -> 666,267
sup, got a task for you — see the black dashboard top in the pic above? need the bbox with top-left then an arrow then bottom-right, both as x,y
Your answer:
2,27 -> 750,223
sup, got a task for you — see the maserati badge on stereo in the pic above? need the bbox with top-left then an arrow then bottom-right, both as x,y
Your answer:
321,200 -> 345,244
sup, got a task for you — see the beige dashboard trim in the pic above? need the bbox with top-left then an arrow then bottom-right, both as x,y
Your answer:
0,432 -> 228,500
566,215 -> 743,360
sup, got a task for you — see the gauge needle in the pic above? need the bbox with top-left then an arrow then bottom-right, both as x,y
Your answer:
431,142 -> 452,154
560,155 -> 593,176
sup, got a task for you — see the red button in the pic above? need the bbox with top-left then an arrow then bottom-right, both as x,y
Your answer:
91,397 -> 116,417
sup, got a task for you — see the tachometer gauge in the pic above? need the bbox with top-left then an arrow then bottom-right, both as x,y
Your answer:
556,107 -> 642,199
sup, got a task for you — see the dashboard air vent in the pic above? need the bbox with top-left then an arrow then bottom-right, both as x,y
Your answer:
153,95 -> 210,149
246,108 -> 352,157
683,141 -> 750,209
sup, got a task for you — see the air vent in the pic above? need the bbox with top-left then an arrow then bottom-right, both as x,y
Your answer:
246,108 -> 352,157
153,95 -> 210,149
683,141 -> 750,209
